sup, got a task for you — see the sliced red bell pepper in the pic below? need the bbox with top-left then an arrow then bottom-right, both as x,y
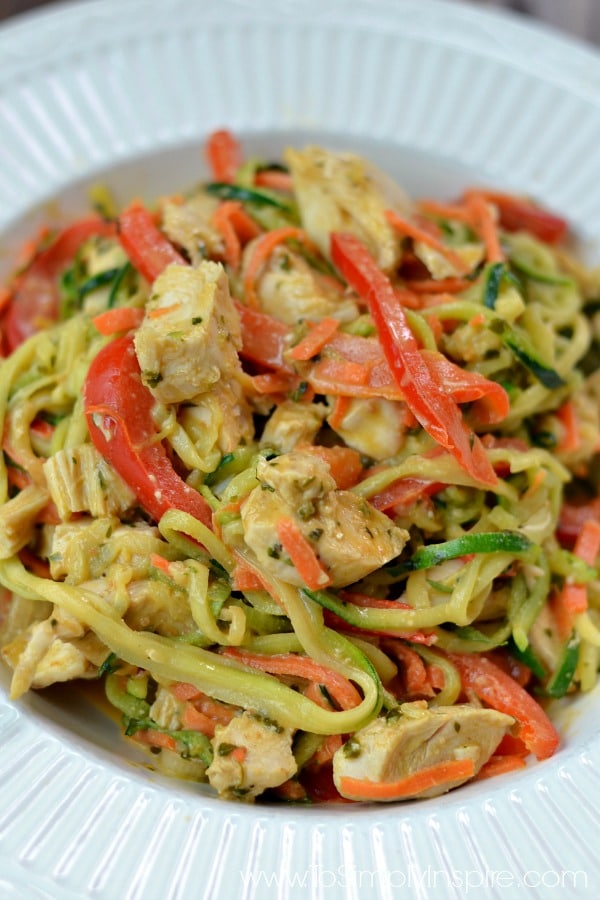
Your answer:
448,651 -> 560,760
329,232 -> 497,487
3,215 -> 115,350
468,191 -> 568,244
117,201 -> 186,284
84,334 -> 212,527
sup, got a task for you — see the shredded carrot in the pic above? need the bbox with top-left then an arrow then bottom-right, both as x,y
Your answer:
222,647 -> 361,710
338,758 -> 475,800
288,317 -> 340,361
556,400 -> 581,453
276,516 -> 332,590
465,192 -> 504,263
243,226 -> 315,308
469,311 -> 487,328
572,518 -> 600,566
417,198 -> 472,223
150,553 -> 172,575
384,639 -> 433,696
385,208 -> 471,274
475,754 -> 527,781
407,276 -> 472,294
147,303 -> 181,319
170,682 -> 202,701
92,306 -> 145,335
327,395 -> 352,431
213,201 -> 263,270
0,286 -> 11,314
134,729 -> 178,752
204,128 -> 243,183
297,444 -> 363,490
181,703 -> 215,736
249,371 -> 299,395
554,517 -> 600,632
232,558 -> 265,592
254,170 -> 294,192
309,357 -> 373,389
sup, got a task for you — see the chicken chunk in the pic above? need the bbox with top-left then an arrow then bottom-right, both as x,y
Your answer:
43,443 -> 136,521
328,396 -> 406,460
0,484 -> 49,559
134,261 -> 243,404
284,145 -> 405,272
1,607 -> 101,698
251,244 -> 358,325
240,451 -> 408,588
333,701 -> 514,801
260,400 -> 327,454
161,193 -> 224,266
206,709 -> 297,800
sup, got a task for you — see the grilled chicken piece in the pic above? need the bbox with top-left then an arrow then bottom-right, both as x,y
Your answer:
43,443 -> 136,521
251,244 -> 358,325
161,193 -> 224,266
240,450 -> 408,588
134,261 -> 243,404
206,709 -> 297,801
327,396 -> 406,460
260,400 -> 327,454
333,701 -> 514,801
0,484 -> 49,559
284,145 -> 406,272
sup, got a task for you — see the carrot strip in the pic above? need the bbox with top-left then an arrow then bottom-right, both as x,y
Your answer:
474,754 -> 527,781
298,445 -> 363,490
466,192 -> 504,263
383,639 -> 433,695
211,200 -> 259,269
338,758 -> 475,800
556,400 -> 580,452
276,516 -> 332,590
92,306 -> 144,335
288,317 -> 340,361
554,518 -> 600,632
147,303 -> 181,319
204,128 -> 243,183
254,170 -> 294,192
150,553 -> 172,575
327,395 -> 352,431
181,703 -> 216,736
417,198 -> 473,223
243,226 -> 315,308
406,276 -> 472,294
385,208 -> 470,274
134,729 -> 178,752
222,647 -> 361,710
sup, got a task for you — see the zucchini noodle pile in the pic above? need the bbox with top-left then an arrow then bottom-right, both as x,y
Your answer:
1,132 -> 600,803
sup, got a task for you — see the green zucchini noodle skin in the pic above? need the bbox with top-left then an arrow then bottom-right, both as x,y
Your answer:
1,134 -> 599,804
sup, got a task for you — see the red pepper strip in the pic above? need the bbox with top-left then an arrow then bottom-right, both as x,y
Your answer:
84,334 -> 212,528
305,329 -> 508,428
421,350 -> 510,427
447,651 -> 560,760
118,201 -> 186,284
329,233 -> 497,487
235,301 -> 293,372
204,129 -> 243,183
370,477 -> 444,512
465,190 -> 568,244
3,215 -> 115,351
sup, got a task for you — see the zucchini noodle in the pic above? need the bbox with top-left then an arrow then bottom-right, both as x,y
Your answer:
1,132 -> 599,804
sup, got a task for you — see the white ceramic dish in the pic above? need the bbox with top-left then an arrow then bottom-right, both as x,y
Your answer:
1,1 -> 600,897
